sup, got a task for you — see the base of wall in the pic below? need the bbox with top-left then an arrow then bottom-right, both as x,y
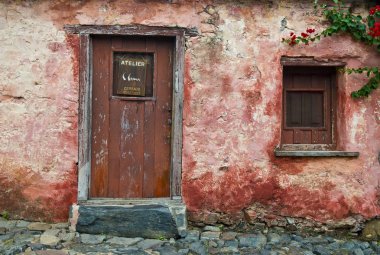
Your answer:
69,201 -> 187,239
188,206 -> 366,235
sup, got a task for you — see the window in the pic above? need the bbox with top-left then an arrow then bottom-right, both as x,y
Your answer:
281,66 -> 336,150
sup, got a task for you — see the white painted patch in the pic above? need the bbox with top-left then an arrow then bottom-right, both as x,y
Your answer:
349,107 -> 366,145
218,16 -> 247,58
69,204 -> 79,232
95,148 -> 106,165
121,111 -> 131,133
78,161 -> 90,200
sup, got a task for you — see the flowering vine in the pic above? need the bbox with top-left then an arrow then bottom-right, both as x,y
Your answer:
282,0 -> 380,98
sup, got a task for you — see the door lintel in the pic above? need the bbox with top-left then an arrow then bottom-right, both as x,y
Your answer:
64,24 -> 198,37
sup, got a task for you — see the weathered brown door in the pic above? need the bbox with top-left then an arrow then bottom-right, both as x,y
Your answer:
90,36 -> 174,198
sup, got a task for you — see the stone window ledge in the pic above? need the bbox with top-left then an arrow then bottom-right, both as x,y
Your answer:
274,150 -> 359,157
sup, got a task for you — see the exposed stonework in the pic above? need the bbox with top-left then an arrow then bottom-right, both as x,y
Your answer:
2,219 -> 380,254
0,0 -> 379,230
362,220 -> 380,241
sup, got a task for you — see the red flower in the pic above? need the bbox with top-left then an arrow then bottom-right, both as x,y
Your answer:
368,22 -> 380,37
306,28 -> 316,34
369,5 -> 380,15
287,33 -> 297,46
301,32 -> 309,38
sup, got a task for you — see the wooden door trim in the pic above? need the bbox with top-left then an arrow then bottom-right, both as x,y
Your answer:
65,24 -> 197,37
75,26 -> 187,201
78,34 -> 91,201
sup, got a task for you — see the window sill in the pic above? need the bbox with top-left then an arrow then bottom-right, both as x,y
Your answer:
274,150 -> 359,157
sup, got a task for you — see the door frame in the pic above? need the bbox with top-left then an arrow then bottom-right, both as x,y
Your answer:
65,25 -> 195,202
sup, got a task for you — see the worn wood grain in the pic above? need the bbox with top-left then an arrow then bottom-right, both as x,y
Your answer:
119,102 -> 145,198
275,150 -> 359,157
91,37 -> 111,197
64,24 -> 198,37
152,39 -> 173,197
113,37 -> 144,198
171,32 -> 185,198
143,101 -> 156,197
142,39 -> 157,198
282,67 -> 334,146
281,57 -> 345,67
91,36 -> 174,198
78,27 -> 185,201
281,144 -> 336,151
78,34 -> 91,201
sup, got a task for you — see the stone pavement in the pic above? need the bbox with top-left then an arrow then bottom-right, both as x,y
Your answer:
1,218 -> 380,255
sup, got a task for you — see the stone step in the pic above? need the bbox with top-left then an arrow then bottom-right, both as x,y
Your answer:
70,203 -> 186,239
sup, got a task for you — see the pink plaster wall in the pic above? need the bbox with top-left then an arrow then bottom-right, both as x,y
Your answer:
0,0 -> 379,226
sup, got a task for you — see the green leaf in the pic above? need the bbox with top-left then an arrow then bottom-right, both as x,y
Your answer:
281,0 -> 380,98
368,16 -> 375,28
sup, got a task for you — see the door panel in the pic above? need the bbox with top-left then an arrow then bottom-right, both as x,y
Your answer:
91,36 -> 174,198
90,37 -> 111,197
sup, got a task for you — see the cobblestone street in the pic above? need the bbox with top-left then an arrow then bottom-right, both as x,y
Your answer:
1,218 -> 380,255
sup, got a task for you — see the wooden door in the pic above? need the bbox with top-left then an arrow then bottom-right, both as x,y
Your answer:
90,36 -> 174,198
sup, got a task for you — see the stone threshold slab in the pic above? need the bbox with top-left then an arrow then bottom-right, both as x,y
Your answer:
79,198 -> 183,206
70,203 -> 187,239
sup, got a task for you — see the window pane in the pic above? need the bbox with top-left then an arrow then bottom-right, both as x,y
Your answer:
286,91 -> 324,127
309,92 -> 324,127
286,92 -> 302,127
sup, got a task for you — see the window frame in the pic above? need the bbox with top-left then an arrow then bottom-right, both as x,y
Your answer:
280,57 -> 343,151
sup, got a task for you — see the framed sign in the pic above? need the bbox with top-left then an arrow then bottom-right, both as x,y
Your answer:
113,52 -> 154,97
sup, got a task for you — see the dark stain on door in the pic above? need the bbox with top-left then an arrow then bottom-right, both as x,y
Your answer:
90,36 -> 174,198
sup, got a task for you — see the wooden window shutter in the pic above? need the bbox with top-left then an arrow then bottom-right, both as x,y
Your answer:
282,66 -> 335,146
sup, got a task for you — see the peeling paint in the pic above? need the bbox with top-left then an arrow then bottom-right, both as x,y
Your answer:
0,0 -> 379,228
181,0 -> 380,228
0,161 -> 77,222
